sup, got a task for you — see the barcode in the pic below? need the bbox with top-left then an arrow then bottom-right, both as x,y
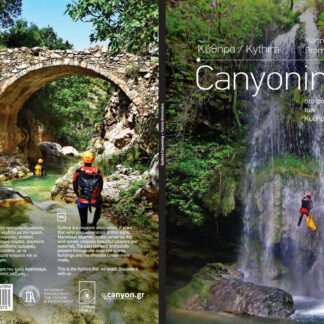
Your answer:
0,284 -> 13,311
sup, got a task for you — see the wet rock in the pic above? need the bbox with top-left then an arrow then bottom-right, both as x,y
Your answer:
0,187 -> 32,205
62,146 -> 79,156
39,142 -> 63,158
207,278 -> 293,317
241,167 -> 321,294
170,263 -> 294,318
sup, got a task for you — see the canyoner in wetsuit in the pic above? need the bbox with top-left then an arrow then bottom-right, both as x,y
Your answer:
298,193 -> 313,227
33,159 -> 46,177
73,151 -> 103,233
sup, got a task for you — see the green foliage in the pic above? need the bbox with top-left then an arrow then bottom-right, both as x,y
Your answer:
125,64 -> 141,79
257,155 -> 319,180
111,179 -> 157,230
278,89 -> 309,122
167,0 -> 299,132
167,139 -> 245,228
1,19 -> 73,49
169,263 -> 226,307
317,0 -> 324,35
96,147 -> 151,175
19,76 -> 111,151
0,0 -> 22,29
65,0 -> 158,55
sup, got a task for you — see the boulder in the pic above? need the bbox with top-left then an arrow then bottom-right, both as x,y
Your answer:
0,187 -> 32,205
170,263 -> 294,318
207,278 -> 294,318
62,146 -> 79,156
39,142 -> 78,168
39,142 -> 63,158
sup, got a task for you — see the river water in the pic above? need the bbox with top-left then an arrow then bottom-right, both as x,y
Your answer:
5,169 -> 62,201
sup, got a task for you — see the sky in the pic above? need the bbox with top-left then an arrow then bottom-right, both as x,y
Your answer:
21,0 -> 107,50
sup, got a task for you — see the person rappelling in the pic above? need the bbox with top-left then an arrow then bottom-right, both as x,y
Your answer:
298,193 -> 313,226
298,193 -> 317,231
33,158 -> 46,177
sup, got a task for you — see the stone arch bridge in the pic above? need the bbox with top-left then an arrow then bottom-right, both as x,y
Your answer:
0,46 -> 158,155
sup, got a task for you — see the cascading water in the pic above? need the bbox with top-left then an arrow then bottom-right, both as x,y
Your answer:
239,5 -> 324,305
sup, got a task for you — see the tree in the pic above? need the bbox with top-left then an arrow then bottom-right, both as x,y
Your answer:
20,76 -> 111,151
2,19 -> 73,49
0,0 -> 22,29
167,0 -> 299,132
65,0 -> 158,54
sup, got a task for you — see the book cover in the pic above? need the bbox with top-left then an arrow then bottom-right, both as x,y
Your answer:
166,0 -> 324,323
0,1 -> 159,323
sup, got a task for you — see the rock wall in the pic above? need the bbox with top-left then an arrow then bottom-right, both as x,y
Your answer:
89,58 -> 158,157
240,164 -> 320,295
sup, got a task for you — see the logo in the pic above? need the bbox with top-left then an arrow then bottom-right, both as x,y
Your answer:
19,285 -> 40,306
79,281 -> 96,305
57,213 -> 66,222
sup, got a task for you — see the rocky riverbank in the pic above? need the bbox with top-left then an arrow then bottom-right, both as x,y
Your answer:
169,263 -> 294,318
0,154 -> 30,182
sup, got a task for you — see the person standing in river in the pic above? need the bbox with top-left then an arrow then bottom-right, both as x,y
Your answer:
33,158 -> 46,177
298,193 -> 313,226
73,151 -> 104,233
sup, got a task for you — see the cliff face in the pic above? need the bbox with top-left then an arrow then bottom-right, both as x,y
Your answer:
240,161 -> 320,294
18,116 -> 58,164
89,58 -> 158,157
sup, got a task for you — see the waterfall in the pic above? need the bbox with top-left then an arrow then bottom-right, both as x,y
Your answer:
239,6 -> 324,298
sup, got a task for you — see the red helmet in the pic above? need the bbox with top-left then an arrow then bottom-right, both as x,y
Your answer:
306,193 -> 312,198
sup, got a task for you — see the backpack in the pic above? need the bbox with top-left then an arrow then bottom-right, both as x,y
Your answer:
77,167 -> 101,201
301,197 -> 311,210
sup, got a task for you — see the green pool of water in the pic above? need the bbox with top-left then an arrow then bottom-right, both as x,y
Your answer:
4,171 -> 63,201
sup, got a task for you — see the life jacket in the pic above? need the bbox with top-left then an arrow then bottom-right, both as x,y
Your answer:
301,197 -> 311,210
34,164 -> 43,175
77,166 -> 101,205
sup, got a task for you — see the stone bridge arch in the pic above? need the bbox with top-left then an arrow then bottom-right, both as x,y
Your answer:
0,46 -> 158,154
